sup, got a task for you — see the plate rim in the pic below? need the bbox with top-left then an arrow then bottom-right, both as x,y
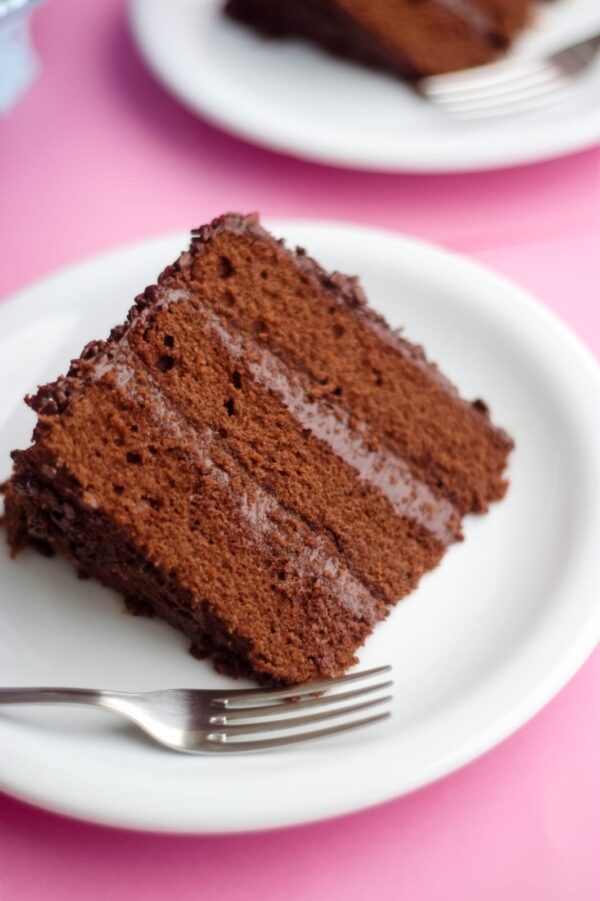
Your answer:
127,0 -> 600,173
1,220 -> 600,833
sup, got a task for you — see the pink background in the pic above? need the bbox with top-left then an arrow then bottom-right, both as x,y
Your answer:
1,1 -> 600,898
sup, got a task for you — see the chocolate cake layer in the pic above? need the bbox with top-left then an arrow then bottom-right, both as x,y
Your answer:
4,213 -> 513,685
225,0 -> 537,78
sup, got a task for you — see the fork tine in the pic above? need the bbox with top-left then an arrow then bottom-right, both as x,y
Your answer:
447,81 -> 573,120
208,695 -> 391,737
211,665 -> 392,708
210,679 -> 393,722
203,711 -> 391,752
427,63 -> 562,105
438,72 -> 569,114
422,58 -> 553,97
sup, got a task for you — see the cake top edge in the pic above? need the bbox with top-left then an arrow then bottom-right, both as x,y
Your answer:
23,212 -> 505,442
25,212 -> 378,418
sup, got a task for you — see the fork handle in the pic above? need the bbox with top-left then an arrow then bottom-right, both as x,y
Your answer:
0,687 -> 123,706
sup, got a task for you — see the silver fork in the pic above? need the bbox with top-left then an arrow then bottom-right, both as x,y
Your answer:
0,665 -> 392,753
421,33 -> 600,120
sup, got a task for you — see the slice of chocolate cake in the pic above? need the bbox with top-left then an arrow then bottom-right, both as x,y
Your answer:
225,0 -> 538,78
4,214 -> 512,685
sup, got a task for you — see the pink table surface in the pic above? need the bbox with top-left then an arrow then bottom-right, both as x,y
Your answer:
1,1 -> 600,898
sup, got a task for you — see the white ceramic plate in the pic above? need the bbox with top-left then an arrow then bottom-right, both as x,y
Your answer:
1,221 -> 600,833
129,0 -> 600,172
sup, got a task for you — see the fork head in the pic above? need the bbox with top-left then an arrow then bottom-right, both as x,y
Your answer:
116,665 -> 393,754
421,33 -> 600,120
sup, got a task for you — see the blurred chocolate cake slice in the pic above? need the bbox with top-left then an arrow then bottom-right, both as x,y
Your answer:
225,0 -> 537,77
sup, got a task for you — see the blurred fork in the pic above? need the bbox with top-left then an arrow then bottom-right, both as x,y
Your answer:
421,33 -> 600,120
0,665 -> 392,753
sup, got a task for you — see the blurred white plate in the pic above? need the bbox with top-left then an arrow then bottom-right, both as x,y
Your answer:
129,0 -> 600,171
1,221 -> 600,832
